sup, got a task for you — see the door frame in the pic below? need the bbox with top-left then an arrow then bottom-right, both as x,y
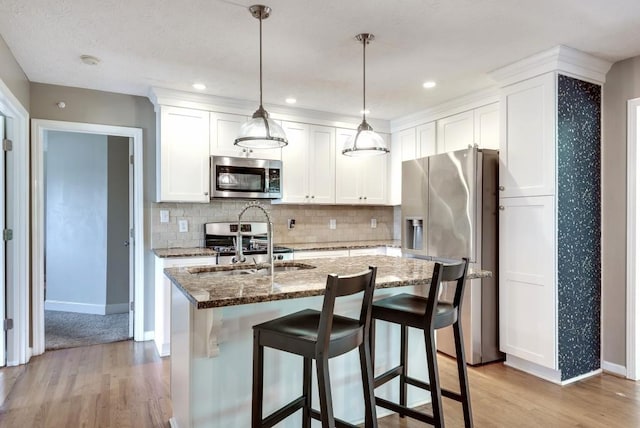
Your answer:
0,79 -> 29,366
626,97 -> 640,380
31,119 -> 144,355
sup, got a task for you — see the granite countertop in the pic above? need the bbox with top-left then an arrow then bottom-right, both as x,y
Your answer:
280,240 -> 401,251
164,255 -> 491,309
153,240 -> 400,258
153,247 -> 218,258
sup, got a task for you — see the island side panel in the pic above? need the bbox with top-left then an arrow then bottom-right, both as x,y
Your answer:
171,284 -> 431,427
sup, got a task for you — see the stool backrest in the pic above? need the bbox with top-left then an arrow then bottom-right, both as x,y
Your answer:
316,266 -> 378,353
426,258 -> 470,325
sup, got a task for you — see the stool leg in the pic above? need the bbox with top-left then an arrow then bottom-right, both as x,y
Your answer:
302,357 -> 312,428
359,341 -> 378,428
453,320 -> 473,428
425,329 -> 445,428
370,319 -> 376,374
316,355 -> 335,428
252,330 -> 264,428
400,324 -> 408,416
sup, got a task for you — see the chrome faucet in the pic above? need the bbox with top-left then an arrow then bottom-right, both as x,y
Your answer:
233,202 -> 274,277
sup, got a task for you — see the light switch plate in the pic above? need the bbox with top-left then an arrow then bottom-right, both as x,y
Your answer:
178,219 -> 188,233
329,219 -> 336,230
160,210 -> 169,223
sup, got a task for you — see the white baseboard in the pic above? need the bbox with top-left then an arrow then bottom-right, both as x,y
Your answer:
602,360 -> 627,377
505,354 -> 603,385
155,340 -> 170,357
505,354 -> 562,384
169,417 -> 179,428
143,330 -> 155,342
45,300 -> 129,315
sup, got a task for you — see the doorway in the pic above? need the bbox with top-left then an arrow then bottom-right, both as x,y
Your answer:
31,120 -> 144,356
43,131 -> 131,350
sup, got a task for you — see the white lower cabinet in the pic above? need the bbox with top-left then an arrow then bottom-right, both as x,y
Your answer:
293,249 -> 350,260
498,196 -> 556,369
154,255 -> 217,357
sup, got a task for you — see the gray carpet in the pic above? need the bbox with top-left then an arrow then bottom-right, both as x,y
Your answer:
45,310 -> 130,350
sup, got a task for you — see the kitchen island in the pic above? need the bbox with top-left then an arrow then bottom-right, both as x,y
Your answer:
165,255 -> 490,428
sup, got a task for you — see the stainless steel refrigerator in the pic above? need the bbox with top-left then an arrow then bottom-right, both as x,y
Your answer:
401,147 -> 503,365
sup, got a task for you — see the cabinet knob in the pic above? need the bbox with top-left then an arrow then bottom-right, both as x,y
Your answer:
305,195 -> 309,199
311,195 -> 315,199
499,205 -> 505,211
499,185 -> 505,191
359,196 -> 363,200
364,196 -> 367,200
204,192 -> 209,196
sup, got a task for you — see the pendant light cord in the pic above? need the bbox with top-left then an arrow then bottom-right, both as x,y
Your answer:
362,36 -> 366,122
259,14 -> 263,109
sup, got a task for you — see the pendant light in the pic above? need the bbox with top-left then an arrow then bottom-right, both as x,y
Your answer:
342,33 -> 389,157
235,4 -> 288,149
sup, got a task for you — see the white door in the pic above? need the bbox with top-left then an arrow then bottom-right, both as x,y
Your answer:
308,125 -> 335,204
0,115 -> 5,366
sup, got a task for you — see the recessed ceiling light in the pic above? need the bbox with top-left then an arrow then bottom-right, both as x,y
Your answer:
360,109 -> 370,115
285,97 -> 296,104
80,55 -> 100,66
423,81 -> 437,89
192,83 -> 206,90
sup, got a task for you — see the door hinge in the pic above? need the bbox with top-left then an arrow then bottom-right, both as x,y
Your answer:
4,318 -> 13,331
129,154 -> 134,165
3,138 -> 13,151
3,229 -> 13,241
130,301 -> 135,311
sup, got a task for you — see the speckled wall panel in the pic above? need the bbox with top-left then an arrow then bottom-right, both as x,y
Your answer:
557,74 -> 601,381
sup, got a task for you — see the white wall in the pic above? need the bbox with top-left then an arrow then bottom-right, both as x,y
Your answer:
45,131 -> 109,313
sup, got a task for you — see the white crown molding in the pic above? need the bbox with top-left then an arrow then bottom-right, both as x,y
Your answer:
148,87 -> 391,133
489,45 -> 613,87
390,86 -> 500,133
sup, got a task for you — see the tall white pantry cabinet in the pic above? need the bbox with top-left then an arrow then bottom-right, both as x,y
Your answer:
494,47 -> 611,383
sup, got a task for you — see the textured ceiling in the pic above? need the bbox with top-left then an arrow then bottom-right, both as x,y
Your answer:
1,0 -> 640,120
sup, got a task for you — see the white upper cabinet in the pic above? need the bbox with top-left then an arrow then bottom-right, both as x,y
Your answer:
157,106 -> 210,202
417,121 -> 436,157
210,112 -> 281,161
278,122 -> 335,204
474,103 -> 499,150
436,110 -> 475,153
397,128 -> 417,161
335,128 -> 388,205
499,73 -> 556,198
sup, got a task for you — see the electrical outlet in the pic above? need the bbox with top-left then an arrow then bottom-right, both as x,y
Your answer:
160,210 -> 169,223
371,218 -> 377,228
329,219 -> 336,230
178,219 -> 188,233
287,219 -> 295,229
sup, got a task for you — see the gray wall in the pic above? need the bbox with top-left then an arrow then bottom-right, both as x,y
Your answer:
45,131 -> 109,310
106,136 -> 130,307
602,55 -> 640,367
31,83 -> 156,330
0,34 -> 29,111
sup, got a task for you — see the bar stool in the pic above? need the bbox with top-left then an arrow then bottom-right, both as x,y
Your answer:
370,258 -> 471,428
252,266 -> 378,428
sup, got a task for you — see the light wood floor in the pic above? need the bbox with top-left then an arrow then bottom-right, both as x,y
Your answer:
0,340 -> 638,427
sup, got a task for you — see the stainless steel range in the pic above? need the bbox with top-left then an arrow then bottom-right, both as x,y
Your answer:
204,221 -> 293,264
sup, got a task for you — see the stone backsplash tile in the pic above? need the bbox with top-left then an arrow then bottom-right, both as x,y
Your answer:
150,200 -> 398,249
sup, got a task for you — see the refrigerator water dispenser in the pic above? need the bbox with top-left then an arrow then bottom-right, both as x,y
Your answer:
404,217 -> 423,250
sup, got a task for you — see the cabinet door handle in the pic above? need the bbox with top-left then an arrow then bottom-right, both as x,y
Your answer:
498,205 -> 505,211
499,185 -> 505,191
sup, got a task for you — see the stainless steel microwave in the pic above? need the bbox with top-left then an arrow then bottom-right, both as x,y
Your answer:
210,156 -> 282,199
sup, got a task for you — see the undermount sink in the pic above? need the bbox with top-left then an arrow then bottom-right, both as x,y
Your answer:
187,262 -> 316,277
